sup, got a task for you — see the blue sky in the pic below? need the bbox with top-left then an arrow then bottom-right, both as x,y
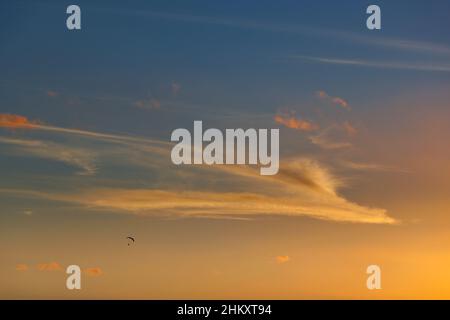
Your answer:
1,0 -> 450,137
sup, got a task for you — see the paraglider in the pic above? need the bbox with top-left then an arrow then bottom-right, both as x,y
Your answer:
126,236 -> 135,246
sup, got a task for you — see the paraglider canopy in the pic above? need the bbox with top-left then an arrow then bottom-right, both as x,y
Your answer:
126,236 -> 135,246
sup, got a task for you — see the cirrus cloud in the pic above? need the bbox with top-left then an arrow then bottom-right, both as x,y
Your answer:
37,262 -> 62,271
0,114 -> 396,224
274,112 -> 318,132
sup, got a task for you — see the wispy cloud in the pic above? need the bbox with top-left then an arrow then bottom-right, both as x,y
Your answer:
345,34 -> 450,56
102,8 -> 450,57
4,186 -> 394,224
0,137 -> 97,176
0,113 -> 170,147
316,90 -> 350,110
0,157 -> 397,224
296,55 -> 450,72
37,262 -> 62,271
0,114 -> 396,224
340,161 -> 410,173
274,112 -> 318,131
309,126 -> 353,150
276,256 -> 290,264
84,267 -> 103,277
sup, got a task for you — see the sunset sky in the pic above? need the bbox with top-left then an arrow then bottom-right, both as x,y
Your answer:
1,0 -> 450,299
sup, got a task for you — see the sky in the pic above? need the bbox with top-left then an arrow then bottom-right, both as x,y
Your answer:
1,0 -> 450,299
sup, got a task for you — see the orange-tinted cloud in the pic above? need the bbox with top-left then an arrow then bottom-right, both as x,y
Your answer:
84,267 -> 103,277
16,264 -> 29,271
276,256 -> 290,264
316,90 -> 350,111
37,262 -> 62,271
0,114 -> 36,129
1,149 -> 397,224
274,114 -> 318,132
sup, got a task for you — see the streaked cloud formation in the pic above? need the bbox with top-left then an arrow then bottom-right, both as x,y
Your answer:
37,262 -> 62,272
0,137 -> 97,176
15,262 -> 103,277
0,113 -> 396,224
0,114 -> 170,146
274,111 -> 318,131
297,56 -> 450,72
21,184 -> 392,223
341,161 -> 410,173
111,9 -> 450,57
